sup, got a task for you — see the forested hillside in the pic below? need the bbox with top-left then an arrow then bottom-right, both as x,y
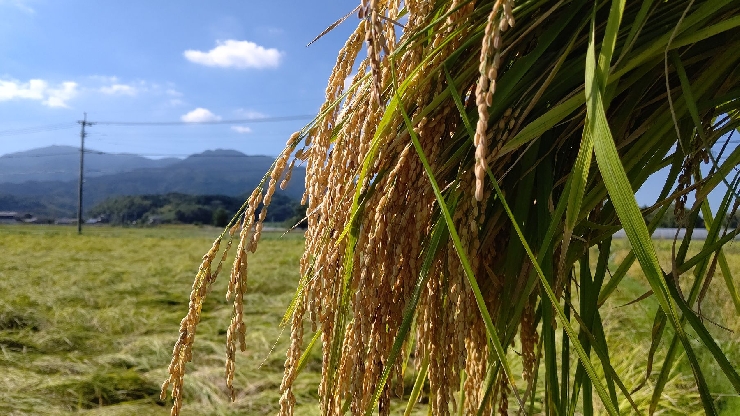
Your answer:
88,193 -> 301,226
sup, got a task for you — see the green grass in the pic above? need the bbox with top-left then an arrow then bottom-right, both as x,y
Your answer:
595,240 -> 740,415
0,225 -> 738,414
0,224 -> 320,416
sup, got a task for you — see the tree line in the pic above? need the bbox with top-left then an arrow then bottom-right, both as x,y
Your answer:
88,193 -> 305,227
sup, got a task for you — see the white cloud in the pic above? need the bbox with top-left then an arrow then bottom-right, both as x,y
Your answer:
0,79 -> 45,100
0,0 -> 35,14
95,79 -> 184,106
89,75 -> 119,83
181,107 -> 221,122
100,84 -> 138,96
231,126 -> 252,134
166,88 -> 183,97
234,108 -> 266,119
44,82 -> 78,108
184,40 -> 282,69
46,82 -> 78,108
0,78 -> 77,108
344,75 -> 354,90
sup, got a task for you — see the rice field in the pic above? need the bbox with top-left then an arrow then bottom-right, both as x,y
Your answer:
1,225 -> 738,414
0,225 -> 319,416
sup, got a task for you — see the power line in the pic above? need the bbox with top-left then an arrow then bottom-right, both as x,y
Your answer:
0,123 -> 77,137
94,114 -> 314,126
0,169 -> 77,176
82,150 -> 272,158
0,167 -> 174,176
1,149 -> 280,159
1,152 -> 79,159
0,114 -> 314,139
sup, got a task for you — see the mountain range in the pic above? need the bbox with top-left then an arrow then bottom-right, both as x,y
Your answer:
0,146 -> 305,218
0,145 -> 180,183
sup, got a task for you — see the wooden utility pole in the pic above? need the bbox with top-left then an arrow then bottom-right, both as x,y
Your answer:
77,113 -> 94,234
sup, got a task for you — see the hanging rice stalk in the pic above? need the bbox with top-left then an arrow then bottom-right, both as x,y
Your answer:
162,0 -> 740,414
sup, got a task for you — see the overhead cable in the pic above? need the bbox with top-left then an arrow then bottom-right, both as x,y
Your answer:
94,115 -> 314,126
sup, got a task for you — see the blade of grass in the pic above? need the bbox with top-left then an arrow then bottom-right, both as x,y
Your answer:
570,238 -> 614,414
561,278 -> 571,414
403,354 -> 429,416
367,59 -> 526,415
476,362 -> 500,416
367,215 -> 449,416
588,45 -> 719,416
295,329 -> 321,376
666,274 -> 740,393
597,219 -> 648,306
700,221 -> 740,314
484,164 -> 620,415
650,174 -> 740,410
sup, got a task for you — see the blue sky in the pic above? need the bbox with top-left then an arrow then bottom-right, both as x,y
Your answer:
0,0 -> 735,210
0,0 -> 357,157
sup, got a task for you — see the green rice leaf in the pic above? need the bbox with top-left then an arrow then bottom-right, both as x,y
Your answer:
403,354 -> 429,416
295,329 -> 321,376
587,36 -> 719,416
485,165 -> 620,415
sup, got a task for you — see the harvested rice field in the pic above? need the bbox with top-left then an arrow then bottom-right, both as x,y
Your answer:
1,225 -> 738,414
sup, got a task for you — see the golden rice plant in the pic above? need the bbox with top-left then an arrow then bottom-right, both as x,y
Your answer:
162,0 -> 740,414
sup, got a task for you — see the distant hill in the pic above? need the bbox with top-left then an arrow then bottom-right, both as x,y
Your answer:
0,147 -> 305,218
0,194 -> 73,219
0,145 -> 179,183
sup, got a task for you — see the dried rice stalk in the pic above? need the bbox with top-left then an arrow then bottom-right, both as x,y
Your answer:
163,1 -> 740,415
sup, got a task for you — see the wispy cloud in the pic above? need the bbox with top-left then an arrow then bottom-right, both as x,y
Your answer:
0,0 -> 35,14
100,84 -> 138,96
94,78 -> 184,105
181,107 -> 221,122
184,40 -> 282,69
231,126 -> 252,134
234,108 -> 267,119
0,78 -> 77,108
166,89 -> 183,97
89,75 -> 119,83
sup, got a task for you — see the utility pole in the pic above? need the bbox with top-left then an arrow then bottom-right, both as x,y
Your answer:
77,113 -> 94,234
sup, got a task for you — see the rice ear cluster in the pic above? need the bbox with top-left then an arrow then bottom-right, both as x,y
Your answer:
160,144 -> 295,415
475,0 -> 515,201
163,0 -> 740,414
161,234 -> 231,416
